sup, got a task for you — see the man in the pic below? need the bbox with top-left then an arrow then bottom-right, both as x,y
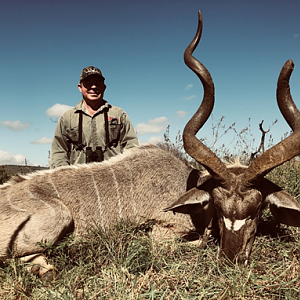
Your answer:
49,66 -> 138,168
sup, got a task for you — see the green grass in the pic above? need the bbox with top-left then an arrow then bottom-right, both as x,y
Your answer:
1,215 -> 300,299
267,159 -> 300,198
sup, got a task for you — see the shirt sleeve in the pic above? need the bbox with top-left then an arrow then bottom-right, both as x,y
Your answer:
120,111 -> 138,150
49,116 -> 71,169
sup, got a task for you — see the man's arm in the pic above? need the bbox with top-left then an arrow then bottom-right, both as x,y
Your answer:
120,112 -> 138,150
49,117 -> 71,169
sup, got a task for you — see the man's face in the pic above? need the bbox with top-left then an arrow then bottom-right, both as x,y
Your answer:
78,75 -> 106,102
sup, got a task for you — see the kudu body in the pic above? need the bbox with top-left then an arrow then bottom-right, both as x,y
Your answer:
1,11 -> 300,277
0,146 -> 208,277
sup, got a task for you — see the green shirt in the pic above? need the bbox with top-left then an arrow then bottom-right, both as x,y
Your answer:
49,100 -> 138,168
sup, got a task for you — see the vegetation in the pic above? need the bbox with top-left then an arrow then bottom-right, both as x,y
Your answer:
0,165 -> 48,185
0,167 -> 10,185
1,214 -> 300,299
1,118 -> 300,299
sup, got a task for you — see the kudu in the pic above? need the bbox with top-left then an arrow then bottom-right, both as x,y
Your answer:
164,10 -> 300,262
0,11 -> 300,278
0,144 -> 210,278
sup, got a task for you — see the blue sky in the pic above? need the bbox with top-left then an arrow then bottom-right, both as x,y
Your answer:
1,0 -> 300,166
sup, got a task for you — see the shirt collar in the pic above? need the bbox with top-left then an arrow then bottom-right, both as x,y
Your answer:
75,100 -> 109,115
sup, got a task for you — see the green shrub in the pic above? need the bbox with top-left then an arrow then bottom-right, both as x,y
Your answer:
0,168 -> 10,185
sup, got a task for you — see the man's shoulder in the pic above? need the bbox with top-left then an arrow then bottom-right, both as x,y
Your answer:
110,106 -> 125,112
60,108 -> 76,121
57,104 -> 80,125
61,101 -> 81,117
107,103 -> 126,115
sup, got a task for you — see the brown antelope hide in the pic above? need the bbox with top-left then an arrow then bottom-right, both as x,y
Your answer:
163,10 -> 300,263
1,11 -> 300,280
0,144 -> 210,279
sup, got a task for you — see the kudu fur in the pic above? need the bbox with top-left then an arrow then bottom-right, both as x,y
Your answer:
0,11 -> 300,277
0,146 -> 207,277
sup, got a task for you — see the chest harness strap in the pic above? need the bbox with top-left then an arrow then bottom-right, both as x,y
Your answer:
77,109 -> 110,151
77,111 -> 84,150
103,108 -> 110,150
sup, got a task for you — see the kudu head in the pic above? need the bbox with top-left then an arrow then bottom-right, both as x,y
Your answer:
163,11 -> 300,263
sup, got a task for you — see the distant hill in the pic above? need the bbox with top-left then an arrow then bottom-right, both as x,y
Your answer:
0,164 -> 48,177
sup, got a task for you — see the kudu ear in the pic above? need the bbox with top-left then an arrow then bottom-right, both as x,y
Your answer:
161,187 -> 212,214
266,190 -> 300,227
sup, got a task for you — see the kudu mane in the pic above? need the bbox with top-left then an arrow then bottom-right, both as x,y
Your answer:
0,145 -> 191,190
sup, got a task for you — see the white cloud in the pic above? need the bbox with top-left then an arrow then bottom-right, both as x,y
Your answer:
135,117 -> 168,136
31,137 -> 52,144
176,110 -> 188,118
145,136 -> 163,144
185,84 -> 193,90
294,33 -> 299,38
0,150 -> 27,164
46,103 -> 74,118
1,120 -> 30,131
183,95 -> 197,101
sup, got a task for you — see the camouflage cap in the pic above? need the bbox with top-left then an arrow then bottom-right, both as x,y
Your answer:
79,66 -> 105,82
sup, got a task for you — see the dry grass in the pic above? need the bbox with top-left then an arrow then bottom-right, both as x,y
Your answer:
1,218 -> 300,299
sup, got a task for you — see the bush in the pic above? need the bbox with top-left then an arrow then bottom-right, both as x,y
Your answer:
0,168 -> 10,185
